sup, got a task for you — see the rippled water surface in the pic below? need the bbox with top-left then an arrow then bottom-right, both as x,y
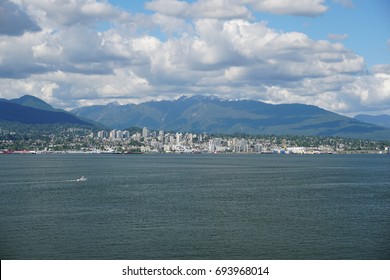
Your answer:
0,154 -> 389,259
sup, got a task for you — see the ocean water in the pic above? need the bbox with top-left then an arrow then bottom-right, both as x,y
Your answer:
0,154 -> 389,260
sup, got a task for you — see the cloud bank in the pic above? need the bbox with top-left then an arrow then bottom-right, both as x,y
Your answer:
0,0 -> 389,116
0,0 -> 41,36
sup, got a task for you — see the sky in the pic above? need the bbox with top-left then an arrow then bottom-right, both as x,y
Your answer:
0,0 -> 389,116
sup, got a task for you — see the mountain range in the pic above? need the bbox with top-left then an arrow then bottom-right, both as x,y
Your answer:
2,94 -> 390,140
354,114 -> 390,128
0,95 -> 93,126
72,95 -> 390,140
8,95 -> 55,111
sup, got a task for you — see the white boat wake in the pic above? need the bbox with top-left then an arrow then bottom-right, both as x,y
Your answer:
76,176 -> 87,182
67,176 -> 87,182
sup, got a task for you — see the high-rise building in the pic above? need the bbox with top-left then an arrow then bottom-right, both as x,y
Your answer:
97,130 -> 107,138
158,130 -> 164,142
208,139 -> 215,153
122,130 -> 130,139
116,130 -> 123,139
254,143 -> 263,153
142,127 -> 149,138
109,129 -> 117,139
132,132 -> 141,142
187,133 -> 193,144
176,133 -> 182,145
214,138 -> 222,146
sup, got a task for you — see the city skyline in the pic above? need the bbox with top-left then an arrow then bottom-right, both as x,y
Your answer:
2,123 -> 389,154
0,0 -> 389,116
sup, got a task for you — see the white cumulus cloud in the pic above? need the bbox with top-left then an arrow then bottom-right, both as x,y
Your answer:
0,0 -> 389,116
145,0 -> 328,18
0,0 -> 41,36
248,0 -> 328,16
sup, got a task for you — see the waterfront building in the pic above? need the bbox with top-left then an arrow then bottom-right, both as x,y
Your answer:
176,133 -> 182,145
254,143 -> 263,153
234,139 -> 247,152
142,127 -> 150,138
286,147 -> 305,154
122,130 -> 130,139
209,139 -> 215,153
158,130 -> 164,142
163,144 -> 172,152
109,129 -> 117,139
97,130 -> 108,139
169,134 -> 175,144
151,139 -> 160,150
131,132 -> 141,142
116,130 -> 123,139
163,133 -> 170,145
185,133 -> 193,145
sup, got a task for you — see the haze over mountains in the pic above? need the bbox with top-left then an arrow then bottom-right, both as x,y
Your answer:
354,114 -> 390,129
72,95 -> 390,140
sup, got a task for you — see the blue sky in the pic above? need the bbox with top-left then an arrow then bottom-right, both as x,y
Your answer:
109,0 -> 390,67
0,0 -> 389,116
258,1 -> 390,66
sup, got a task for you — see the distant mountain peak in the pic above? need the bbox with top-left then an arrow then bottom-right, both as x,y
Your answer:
71,95 -> 390,140
0,97 -> 95,126
10,95 -> 54,111
176,94 -> 192,100
107,101 -> 121,107
176,94 -> 225,102
18,94 -> 38,100
354,114 -> 390,128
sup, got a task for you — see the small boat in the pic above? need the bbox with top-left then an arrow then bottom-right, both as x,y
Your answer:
76,176 -> 87,182
124,151 -> 143,154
